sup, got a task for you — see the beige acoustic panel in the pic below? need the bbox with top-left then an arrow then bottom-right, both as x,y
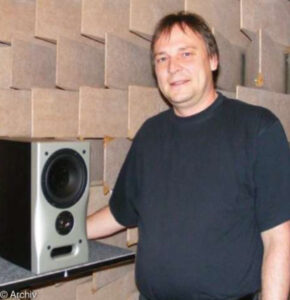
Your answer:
127,228 -> 138,247
128,86 -> 169,139
0,89 -> 31,137
76,270 -> 137,300
0,0 -> 35,44
241,0 -> 290,45
105,33 -> 155,90
218,89 -> 236,99
130,0 -> 185,41
35,0 -> 82,43
99,230 -> 127,248
127,292 -> 140,300
287,53 -> 290,94
0,46 -> 12,88
56,37 -> 104,90
79,87 -> 128,138
92,263 -> 134,291
32,88 -> 79,138
89,140 -> 104,186
236,86 -> 290,141
81,0 -> 129,42
103,138 -> 131,192
11,38 -> 56,89
87,186 -> 109,216
75,279 -> 97,299
33,276 -> 91,300
214,30 -> 245,92
245,30 -> 285,94
185,0 -> 249,48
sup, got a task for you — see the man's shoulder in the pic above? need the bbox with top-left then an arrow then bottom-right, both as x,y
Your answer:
131,109 -> 171,148
221,93 -> 279,132
138,109 -> 171,132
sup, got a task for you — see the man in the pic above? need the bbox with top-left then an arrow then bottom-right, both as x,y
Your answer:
87,12 -> 290,300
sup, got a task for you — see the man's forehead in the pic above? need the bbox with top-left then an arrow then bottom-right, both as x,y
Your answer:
161,23 -> 194,36
153,24 -> 203,51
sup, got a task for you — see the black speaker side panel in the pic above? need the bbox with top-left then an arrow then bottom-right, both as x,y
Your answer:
0,140 -> 31,270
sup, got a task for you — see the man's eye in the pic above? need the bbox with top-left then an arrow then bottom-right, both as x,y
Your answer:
182,52 -> 193,57
155,57 -> 167,64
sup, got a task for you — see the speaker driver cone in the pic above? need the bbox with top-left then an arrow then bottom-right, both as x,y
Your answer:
42,149 -> 87,208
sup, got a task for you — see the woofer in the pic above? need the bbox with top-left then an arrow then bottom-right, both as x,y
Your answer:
42,149 -> 87,209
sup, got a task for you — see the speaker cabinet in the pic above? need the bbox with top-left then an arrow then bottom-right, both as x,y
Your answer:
0,139 -> 89,274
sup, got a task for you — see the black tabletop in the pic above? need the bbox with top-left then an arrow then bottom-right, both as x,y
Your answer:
0,241 -> 135,292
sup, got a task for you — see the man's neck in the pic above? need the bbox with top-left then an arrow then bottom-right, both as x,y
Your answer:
173,90 -> 218,117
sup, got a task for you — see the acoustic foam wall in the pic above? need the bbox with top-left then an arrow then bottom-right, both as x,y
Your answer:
244,30 -> 286,93
79,87 -> 128,138
35,0 -> 82,43
240,0 -> 290,45
0,0 -> 35,44
56,36 -> 104,90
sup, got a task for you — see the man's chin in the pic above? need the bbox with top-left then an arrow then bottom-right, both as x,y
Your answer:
168,96 -> 192,106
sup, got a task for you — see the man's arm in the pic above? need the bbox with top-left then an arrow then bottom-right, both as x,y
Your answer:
87,205 -> 125,239
261,220 -> 290,300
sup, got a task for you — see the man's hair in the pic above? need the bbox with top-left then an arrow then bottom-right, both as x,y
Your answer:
151,11 -> 219,63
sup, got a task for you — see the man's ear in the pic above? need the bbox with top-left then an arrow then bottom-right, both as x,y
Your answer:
209,54 -> 218,72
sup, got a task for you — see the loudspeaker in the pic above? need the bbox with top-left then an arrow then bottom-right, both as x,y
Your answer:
0,138 -> 89,274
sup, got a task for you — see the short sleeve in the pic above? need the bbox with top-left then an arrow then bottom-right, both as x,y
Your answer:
109,139 -> 139,227
255,120 -> 290,232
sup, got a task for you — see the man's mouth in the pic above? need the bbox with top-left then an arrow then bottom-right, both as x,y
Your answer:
170,80 -> 190,87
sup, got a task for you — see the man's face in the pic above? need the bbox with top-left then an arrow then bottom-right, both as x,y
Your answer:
153,25 -> 218,116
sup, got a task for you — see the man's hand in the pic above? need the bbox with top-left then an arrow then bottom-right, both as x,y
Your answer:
87,205 -> 125,239
261,220 -> 290,300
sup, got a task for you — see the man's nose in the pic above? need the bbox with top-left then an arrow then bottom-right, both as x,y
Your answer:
168,57 -> 181,73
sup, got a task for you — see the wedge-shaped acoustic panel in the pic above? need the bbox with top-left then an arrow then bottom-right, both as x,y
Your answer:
241,0 -> 290,45
185,0 -> 249,48
11,38 -> 56,89
287,53 -> 290,94
128,86 -> 169,139
127,228 -> 139,247
79,87 -> 128,138
105,33 -> 155,90
214,30 -> 245,92
99,231 -> 127,249
0,0 -> 35,44
218,89 -> 236,100
103,138 -> 131,193
0,46 -> 12,88
128,292 -> 140,300
56,37 -> 104,90
31,88 -> 79,138
92,263 -> 134,291
87,186 -> 109,216
0,88 -> 79,138
76,270 -> 136,300
236,86 -> 290,141
33,277 -> 91,300
35,0 -> 82,43
0,89 -> 31,137
130,0 -> 185,40
82,0 -> 130,42
245,30 -> 286,93
89,139 -> 104,186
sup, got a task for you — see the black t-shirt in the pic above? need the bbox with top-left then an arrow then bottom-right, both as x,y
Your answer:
109,93 -> 290,300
